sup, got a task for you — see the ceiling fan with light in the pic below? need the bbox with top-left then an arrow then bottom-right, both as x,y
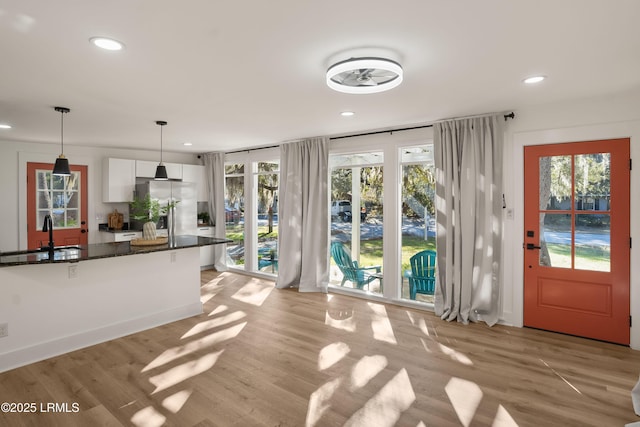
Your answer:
326,57 -> 403,94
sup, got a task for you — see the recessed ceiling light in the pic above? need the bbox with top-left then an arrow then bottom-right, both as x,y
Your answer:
340,111 -> 355,117
90,37 -> 124,51
0,124 -> 11,129
523,75 -> 546,84
183,142 -> 193,146
327,57 -> 403,94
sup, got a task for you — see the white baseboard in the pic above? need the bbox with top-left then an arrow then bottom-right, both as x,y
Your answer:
0,302 -> 202,373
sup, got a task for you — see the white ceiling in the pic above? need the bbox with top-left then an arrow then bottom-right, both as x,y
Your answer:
1,1 -> 639,154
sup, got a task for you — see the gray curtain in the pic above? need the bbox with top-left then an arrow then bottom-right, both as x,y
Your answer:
276,137 -> 329,292
203,152 -> 227,271
434,115 -> 504,326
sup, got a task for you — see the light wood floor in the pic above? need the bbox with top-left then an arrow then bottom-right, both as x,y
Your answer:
1,270 -> 639,426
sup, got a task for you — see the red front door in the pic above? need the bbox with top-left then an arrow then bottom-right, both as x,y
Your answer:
27,162 -> 89,249
523,139 -> 630,345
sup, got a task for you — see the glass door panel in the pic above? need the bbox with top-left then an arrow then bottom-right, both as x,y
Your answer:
575,214 -> 610,272
329,153 -> 383,294
538,153 -> 612,272
225,163 -> 245,269
256,161 -> 279,274
400,145 -> 435,302
540,213 -> 571,268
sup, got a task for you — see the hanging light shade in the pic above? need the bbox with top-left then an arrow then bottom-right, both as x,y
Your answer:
154,120 -> 169,180
52,106 -> 71,176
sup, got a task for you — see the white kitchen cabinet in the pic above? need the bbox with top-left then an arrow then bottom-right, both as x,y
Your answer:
100,231 -> 142,243
182,164 -> 208,202
102,158 -> 136,202
197,226 -> 215,268
136,160 -> 182,180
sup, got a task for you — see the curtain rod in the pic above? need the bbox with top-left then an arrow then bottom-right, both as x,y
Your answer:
224,112 -> 515,153
331,111 -> 515,141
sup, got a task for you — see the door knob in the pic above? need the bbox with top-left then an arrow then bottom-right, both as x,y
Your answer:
81,229 -> 87,234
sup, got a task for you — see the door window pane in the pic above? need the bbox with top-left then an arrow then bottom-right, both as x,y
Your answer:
574,153 -> 610,211
539,155 -> 571,210
575,214 -> 610,272
540,213 -> 571,268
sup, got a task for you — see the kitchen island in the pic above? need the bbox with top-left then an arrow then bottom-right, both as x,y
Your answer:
0,236 -> 230,373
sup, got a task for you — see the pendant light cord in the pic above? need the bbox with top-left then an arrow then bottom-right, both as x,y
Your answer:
156,120 -> 167,164
60,111 -> 64,155
54,106 -> 70,156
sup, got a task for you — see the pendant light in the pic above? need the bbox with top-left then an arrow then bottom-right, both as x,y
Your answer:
52,106 -> 71,176
154,120 -> 168,180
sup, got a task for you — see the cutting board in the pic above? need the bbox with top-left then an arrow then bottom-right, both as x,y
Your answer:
108,209 -> 124,230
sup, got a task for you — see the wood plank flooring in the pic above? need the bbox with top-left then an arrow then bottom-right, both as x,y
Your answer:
1,270 -> 639,426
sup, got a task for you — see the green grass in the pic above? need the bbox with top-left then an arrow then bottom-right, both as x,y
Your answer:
546,243 -> 610,271
225,225 -> 278,242
345,235 -> 436,272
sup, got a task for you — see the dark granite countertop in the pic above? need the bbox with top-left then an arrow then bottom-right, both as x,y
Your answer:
0,235 -> 231,267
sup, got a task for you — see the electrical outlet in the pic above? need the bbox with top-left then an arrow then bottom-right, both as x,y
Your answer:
68,264 -> 78,279
0,323 -> 8,338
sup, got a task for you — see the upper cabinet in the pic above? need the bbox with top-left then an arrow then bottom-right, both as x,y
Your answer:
103,158 -> 208,203
103,158 -> 135,202
135,160 -> 182,180
182,164 -> 208,202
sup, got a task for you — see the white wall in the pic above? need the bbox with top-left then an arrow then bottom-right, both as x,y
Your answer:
0,247 -> 202,373
0,140 -> 201,251
502,88 -> 640,349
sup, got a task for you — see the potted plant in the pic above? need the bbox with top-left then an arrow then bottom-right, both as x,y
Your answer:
130,195 -> 181,240
129,194 -> 162,240
197,211 -> 210,225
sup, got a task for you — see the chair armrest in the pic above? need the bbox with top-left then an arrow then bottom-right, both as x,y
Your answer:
362,265 -> 382,273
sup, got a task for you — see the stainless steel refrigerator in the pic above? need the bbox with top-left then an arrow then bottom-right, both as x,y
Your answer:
134,181 -> 197,236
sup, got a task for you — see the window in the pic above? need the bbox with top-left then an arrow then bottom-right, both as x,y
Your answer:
36,170 -> 80,228
400,146 -> 436,302
329,152 -> 384,294
224,148 -> 280,275
255,161 -> 279,274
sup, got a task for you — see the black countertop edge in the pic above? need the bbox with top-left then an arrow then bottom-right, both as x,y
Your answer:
0,235 -> 232,268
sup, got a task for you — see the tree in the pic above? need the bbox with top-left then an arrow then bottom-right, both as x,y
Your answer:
402,164 -> 435,218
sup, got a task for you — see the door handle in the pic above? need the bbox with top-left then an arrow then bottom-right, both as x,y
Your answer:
526,243 -> 541,250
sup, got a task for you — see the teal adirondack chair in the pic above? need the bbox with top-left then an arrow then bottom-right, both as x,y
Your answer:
330,242 -> 381,289
406,249 -> 436,300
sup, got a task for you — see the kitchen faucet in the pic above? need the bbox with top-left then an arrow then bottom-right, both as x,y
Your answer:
42,214 -> 54,251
